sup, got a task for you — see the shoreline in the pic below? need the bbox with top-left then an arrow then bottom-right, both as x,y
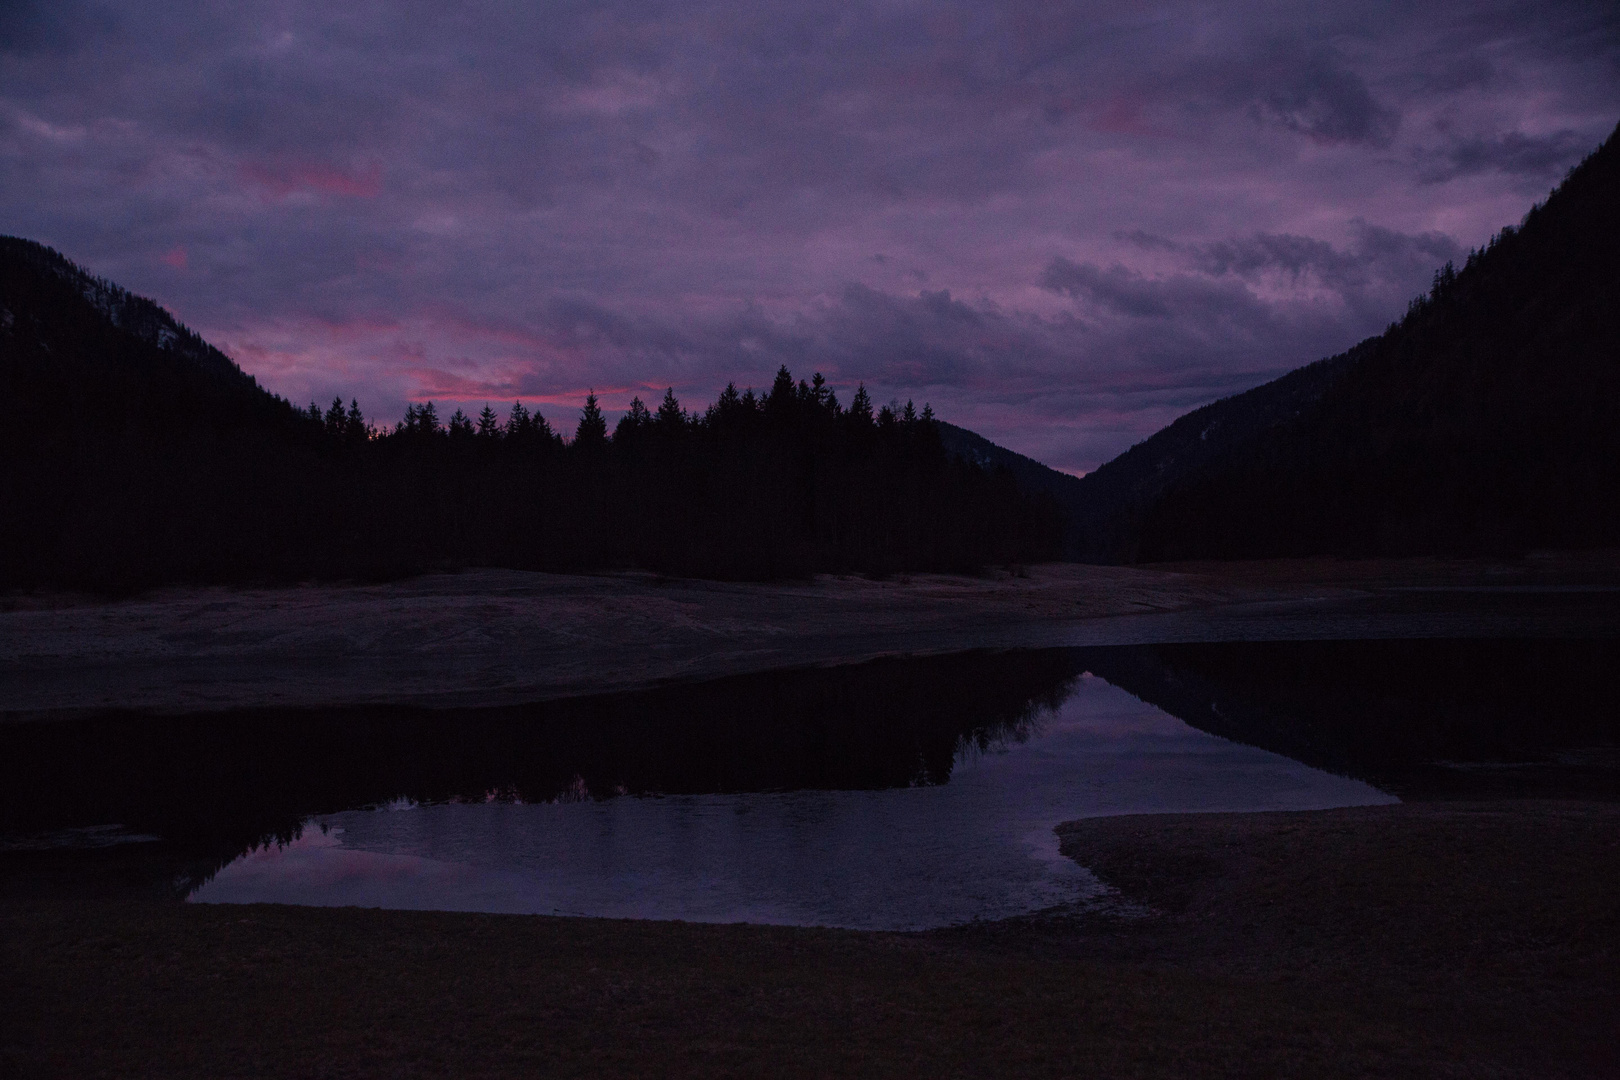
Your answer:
5,551 -> 1620,718
4,797 -> 1615,1078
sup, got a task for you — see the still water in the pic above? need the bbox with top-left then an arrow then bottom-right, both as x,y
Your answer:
190,674 -> 1390,929
8,640 -> 1613,930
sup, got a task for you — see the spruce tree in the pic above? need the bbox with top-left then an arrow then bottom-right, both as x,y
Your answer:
477,404 -> 501,439
766,365 -> 797,421
345,399 -> 367,441
616,397 -> 652,441
849,384 -> 874,425
575,392 -> 608,447
506,401 -> 531,438
324,396 -> 346,437
655,387 -> 684,431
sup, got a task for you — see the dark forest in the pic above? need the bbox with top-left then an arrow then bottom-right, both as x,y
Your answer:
0,247 -> 1059,591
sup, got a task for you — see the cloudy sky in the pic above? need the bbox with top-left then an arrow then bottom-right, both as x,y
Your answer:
3,1 -> 1616,471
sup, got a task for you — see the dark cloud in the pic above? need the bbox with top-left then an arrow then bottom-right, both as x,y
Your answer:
0,0 -> 115,56
1112,224 -> 1462,328
1041,258 -> 1274,327
1,0 -> 1615,472
1420,129 -> 1593,184
1189,225 -> 1460,296
1250,47 -> 1402,146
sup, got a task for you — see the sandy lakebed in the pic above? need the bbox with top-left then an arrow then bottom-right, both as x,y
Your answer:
5,552 -> 1620,717
2,554 -> 1619,1077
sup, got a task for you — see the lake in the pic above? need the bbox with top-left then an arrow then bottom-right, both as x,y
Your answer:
3,640 -> 1615,929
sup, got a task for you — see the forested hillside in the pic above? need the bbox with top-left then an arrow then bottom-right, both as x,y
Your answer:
934,422 -> 1090,557
0,241 -> 1058,590
1071,121 -> 1620,562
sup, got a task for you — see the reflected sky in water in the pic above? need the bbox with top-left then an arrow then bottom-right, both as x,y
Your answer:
193,675 -> 1392,929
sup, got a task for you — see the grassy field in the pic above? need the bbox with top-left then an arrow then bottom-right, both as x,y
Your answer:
3,799 -> 1615,1078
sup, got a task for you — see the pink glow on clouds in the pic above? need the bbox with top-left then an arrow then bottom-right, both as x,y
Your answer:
3,0 -> 1614,473
1090,96 -> 1164,137
241,160 -> 383,201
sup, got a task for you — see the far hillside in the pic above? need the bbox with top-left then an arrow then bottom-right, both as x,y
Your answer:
1068,121 -> 1620,562
935,423 -> 1090,558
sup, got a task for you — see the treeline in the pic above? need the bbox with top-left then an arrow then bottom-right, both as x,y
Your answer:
0,240 -> 1058,590
287,367 -> 1058,581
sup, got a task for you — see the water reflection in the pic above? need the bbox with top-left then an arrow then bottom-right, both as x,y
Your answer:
3,640 -> 1614,928
1089,639 -> 1620,798
0,650 -> 1081,863
190,676 -> 1390,929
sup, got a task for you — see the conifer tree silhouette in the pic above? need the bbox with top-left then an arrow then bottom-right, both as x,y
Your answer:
575,392 -> 608,447
324,397 -> 347,438
655,388 -> 685,431
506,401 -> 531,438
849,384 -> 874,426
477,404 -> 501,439
345,399 -> 367,441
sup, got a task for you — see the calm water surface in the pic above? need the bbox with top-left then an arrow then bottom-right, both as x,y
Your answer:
191,675 -> 1391,929
11,640 -> 1611,929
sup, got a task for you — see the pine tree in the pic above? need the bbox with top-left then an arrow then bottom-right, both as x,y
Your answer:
345,399 -> 368,441
766,365 -> 797,421
575,392 -> 608,447
849,384 -> 874,425
616,396 -> 652,440
809,372 -> 839,414
324,396 -> 347,438
655,387 -> 685,431
706,382 -> 752,429
477,404 -> 501,439
506,401 -> 531,438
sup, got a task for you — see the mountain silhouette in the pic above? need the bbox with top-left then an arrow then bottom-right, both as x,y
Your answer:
934,422 -> 1096,557
1069,121 -> 1620,562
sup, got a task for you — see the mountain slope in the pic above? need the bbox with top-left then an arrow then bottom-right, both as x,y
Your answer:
0,237 -> 275,407
1070,120 -> 1620,562
1062,348 -> 1363,561
0,239 -> 352,588
935,422 -> 1094,557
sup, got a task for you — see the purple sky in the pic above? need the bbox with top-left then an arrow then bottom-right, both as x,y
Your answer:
3,1 -> 1616,472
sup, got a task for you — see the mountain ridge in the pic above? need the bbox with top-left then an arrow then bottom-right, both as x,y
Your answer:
1067,119 -> 1620,562
0,237 -> 267,396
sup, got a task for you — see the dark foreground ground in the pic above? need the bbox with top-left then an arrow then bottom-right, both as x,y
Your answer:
4,799 -> 1615,1079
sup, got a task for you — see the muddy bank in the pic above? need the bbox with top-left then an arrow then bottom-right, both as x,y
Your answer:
5,552 -> 1620,717
3,798 -> 1615,1079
